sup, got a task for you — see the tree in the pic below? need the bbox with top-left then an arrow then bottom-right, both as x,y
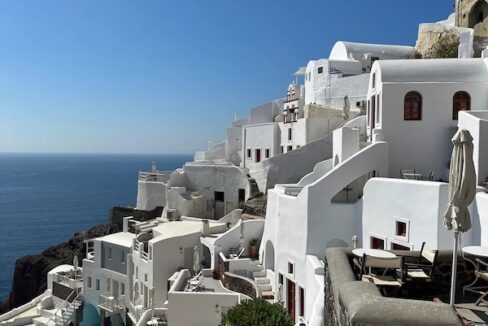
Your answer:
427,34 -> 459,59
220,299 -> 293,326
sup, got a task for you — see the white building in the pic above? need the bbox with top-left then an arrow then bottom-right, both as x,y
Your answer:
259,57 -> 488,324
83,230 -> 135,325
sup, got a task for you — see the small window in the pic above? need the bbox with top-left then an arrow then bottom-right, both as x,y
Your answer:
287,145 -> 293,152
108,247 -> 112,260
279,273 -> 284,285
318,67 -> 323,74
375,94 -> 380,124
372,73 -> 376,89
96,279 -> 100,291
145,273 -> 148,282
370,236 -> 385,249
391,242 -> 411,251
396,221 -> 407,237
281,146 -> 284,154
288,128 -> 292,141
453,91 -> 470,120
247,149 -> 251,158
299,287 -> 305,317
265,149 -> 270,158
149,246 -> 152,260
238,189 -> 245,203
121,250 -> 125,263
121,283 -> 125,295
255,149 -> 261,163
288,262 -> 294,274
87,277 -> 92,288
404,91 -> 422,121
215,191 -> 224,202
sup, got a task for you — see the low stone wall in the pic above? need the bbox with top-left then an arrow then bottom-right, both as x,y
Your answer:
108,206 -> 163,228
218,253 -> 257,299
324,248 -> 462,326
221,273 -> 257,300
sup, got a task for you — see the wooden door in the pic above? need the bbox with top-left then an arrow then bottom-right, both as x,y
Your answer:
287,279 -> 295,322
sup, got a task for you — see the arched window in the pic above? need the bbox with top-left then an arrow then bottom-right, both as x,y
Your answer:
453,91 -> 471,120
404,91 -> 422,121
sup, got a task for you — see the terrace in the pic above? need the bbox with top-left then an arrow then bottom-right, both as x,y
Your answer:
324,247 -> 488,325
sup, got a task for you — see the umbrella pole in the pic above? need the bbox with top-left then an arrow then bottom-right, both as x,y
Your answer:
450,231 -> 459,306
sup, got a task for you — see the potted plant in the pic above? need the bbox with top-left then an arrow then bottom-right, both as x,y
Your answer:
249,238 -> 259,259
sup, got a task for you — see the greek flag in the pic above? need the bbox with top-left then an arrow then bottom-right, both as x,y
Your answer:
329,66 -> 342,75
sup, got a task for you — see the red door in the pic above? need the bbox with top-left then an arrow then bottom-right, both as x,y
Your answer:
287,279 -> 295,322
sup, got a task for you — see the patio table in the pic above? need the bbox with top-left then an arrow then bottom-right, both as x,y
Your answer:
352,249 -> 396,259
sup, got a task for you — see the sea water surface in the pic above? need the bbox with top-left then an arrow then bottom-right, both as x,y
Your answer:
0,153 -> 192,301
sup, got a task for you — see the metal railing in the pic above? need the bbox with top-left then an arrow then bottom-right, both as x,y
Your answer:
99,294 -> 125,312
46,288 -> 83,326
128,300 -> 145,322
138,171 -> 171,182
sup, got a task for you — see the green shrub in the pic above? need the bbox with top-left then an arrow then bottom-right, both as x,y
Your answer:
427,34 -> 459,59
220,299 -> 293,326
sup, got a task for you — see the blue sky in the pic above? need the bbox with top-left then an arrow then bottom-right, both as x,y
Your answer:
0,0 -> 453,154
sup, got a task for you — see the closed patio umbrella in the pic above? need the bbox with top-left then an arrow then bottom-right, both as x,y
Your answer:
193,245 -> 201,275
444,129 -> 477,306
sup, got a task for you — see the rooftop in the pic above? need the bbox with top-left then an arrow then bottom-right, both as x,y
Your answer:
98,232 -> 135,248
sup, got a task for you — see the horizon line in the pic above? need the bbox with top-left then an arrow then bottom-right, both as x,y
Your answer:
0,151 -> 195,156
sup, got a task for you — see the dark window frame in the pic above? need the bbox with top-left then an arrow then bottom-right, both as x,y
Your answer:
404,91 -> 422,121
452,91 -> 471,120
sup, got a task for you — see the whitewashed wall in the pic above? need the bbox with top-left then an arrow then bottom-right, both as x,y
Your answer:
458,111 -> 488,184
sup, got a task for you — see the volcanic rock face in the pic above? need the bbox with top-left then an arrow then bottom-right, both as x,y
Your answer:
0,223 -> 120,314
0,205 -> 163,315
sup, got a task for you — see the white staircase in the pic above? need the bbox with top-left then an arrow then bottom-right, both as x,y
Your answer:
252,263 -> 274,302
54,300 -> 82,326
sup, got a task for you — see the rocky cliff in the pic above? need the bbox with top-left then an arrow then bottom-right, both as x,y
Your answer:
0,205 -> 163,315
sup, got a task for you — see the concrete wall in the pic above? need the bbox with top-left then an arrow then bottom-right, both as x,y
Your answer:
476,192 -> 488,246
101,242 -> 130,275
136,181 -> 167,211
458,110 -> 488,184
371,79 -> 488,180
132,231 -> 202,307
168,289 -> 239,326
249,132 -> 334,192
362,178 -> 457,250
243,123 -> 280,170
183,164 -> 251,219
249,100 -> 283,124
225,126 -> 243,166
260,139 -> 388,323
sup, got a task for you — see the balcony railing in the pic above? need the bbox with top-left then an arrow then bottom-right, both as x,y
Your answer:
128,300 -> 145,322
138,171 -> 171,182
99,294 -> 125,313
133,239 -> 149,261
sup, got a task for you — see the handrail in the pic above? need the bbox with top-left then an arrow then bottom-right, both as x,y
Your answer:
46,288 -> 83,326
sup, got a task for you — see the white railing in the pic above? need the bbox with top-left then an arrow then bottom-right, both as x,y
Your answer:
138,171 -> 171,182
46,289 -> 83,326
99,294 -> 124,312
128,300 -> 145,322
53,272 -> 83,289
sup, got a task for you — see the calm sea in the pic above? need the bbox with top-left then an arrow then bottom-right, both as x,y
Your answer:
0,153 -> 192,301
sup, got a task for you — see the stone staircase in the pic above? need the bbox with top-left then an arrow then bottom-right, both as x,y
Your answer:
251,263 -> 274,302
248,177 -> 261,197
33,298 -> 82,326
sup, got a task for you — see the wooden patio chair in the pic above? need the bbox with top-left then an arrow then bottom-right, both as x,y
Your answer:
400,242 -> 438,282
360,254 -> 405,295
